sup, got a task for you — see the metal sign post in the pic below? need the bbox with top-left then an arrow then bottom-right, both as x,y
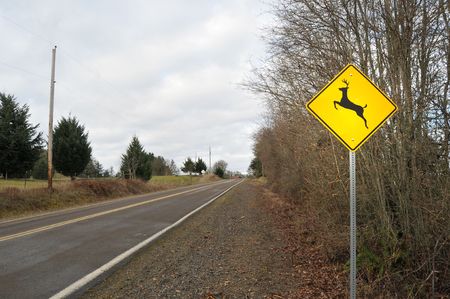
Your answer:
349,151 -> 356,299
306,64 -> 398,299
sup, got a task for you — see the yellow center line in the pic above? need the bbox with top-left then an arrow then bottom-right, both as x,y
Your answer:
0,184 -> 214,242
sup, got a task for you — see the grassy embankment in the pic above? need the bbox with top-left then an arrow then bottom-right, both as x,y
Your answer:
0,175 -> 218,219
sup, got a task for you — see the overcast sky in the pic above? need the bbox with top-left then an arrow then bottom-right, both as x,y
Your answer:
0,0 -> 272,174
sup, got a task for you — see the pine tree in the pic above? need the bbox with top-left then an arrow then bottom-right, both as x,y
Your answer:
0,93 -> 42,178
80,157 -> 104,178
181,157 -> 195,175
137,151 -> 153,180
120,136 -> 153,180
195,158 -> 207,174
53,116 -> 92,179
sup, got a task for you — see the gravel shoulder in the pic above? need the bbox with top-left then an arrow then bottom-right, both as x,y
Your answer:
83,180 -> 344,298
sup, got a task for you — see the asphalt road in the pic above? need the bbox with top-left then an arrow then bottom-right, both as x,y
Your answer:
0,179 -> 241,299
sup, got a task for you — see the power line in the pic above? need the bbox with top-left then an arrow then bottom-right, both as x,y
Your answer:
0,13 -> 136,125
0,58 -> 130,125
0,14 -> 54,45
0,61 -> 48,80
0,12 -> 131,101
0,10 -> 171,150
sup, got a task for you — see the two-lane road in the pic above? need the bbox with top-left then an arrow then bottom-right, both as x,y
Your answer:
0,179 -> 242,298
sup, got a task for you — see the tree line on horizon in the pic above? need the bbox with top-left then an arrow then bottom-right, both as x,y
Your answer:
118,135 -> 178,180
180,157 -> 228,178
0,93 -> 178,181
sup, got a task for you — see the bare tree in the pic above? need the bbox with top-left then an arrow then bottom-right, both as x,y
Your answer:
248,0 -> 449,296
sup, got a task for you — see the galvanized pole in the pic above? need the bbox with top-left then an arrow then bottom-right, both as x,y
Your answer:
349,151 -> 357,299
48,46 -> 56,192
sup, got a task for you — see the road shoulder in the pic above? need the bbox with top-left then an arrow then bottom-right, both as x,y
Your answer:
83,180 -> 345,298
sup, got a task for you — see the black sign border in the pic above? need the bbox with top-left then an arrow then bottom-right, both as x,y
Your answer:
306,64 -> 398,151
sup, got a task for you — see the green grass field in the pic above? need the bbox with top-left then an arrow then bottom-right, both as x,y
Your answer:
150,175 -> 202,186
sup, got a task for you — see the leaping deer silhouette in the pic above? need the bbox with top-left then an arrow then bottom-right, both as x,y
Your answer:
333,79 -> 368,129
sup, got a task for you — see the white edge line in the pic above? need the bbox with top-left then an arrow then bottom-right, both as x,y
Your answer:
50,179 -> 244,299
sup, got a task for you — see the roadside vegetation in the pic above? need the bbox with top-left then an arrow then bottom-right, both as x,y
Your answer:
248,0 -> 449,297
0,93 -> 42,179
213,160 -> 228,178
0,92 -> 227,219
53,116 -> 92,180
151,174 -> 216,187
0,175 -> 219,219
0,179 -> 155,219
0,178 -> 68,190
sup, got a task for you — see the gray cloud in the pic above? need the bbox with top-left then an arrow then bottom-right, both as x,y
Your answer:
0,0 -> 272,173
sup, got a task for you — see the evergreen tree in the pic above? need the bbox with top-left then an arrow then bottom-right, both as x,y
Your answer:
0,93 -> 42,178
181,157 -> 195,175
53,116 -> 92,179
248,157 -> 263,177
214,166 -> 225,178
213,160 -> 228,178
137,151 -> 153,180
120,136 -> 153,180
32,151 -> 51,179
80,157 -> 104,178
195,158 -> 207,174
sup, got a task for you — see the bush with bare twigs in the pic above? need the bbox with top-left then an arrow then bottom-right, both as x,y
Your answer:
248,0 -> 449,297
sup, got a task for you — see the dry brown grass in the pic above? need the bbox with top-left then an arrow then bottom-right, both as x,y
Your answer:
0,179 -> 165,219
258,181 -> 347,297
149,175 -> 220,189
198,174 -> 221,183
0,175 -> 223,219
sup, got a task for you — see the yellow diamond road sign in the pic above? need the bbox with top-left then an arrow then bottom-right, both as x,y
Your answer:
306,64 -> 398,151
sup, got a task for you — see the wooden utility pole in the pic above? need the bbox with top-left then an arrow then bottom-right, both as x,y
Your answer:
48,46 -> 56,192
209,146 -> 211,173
